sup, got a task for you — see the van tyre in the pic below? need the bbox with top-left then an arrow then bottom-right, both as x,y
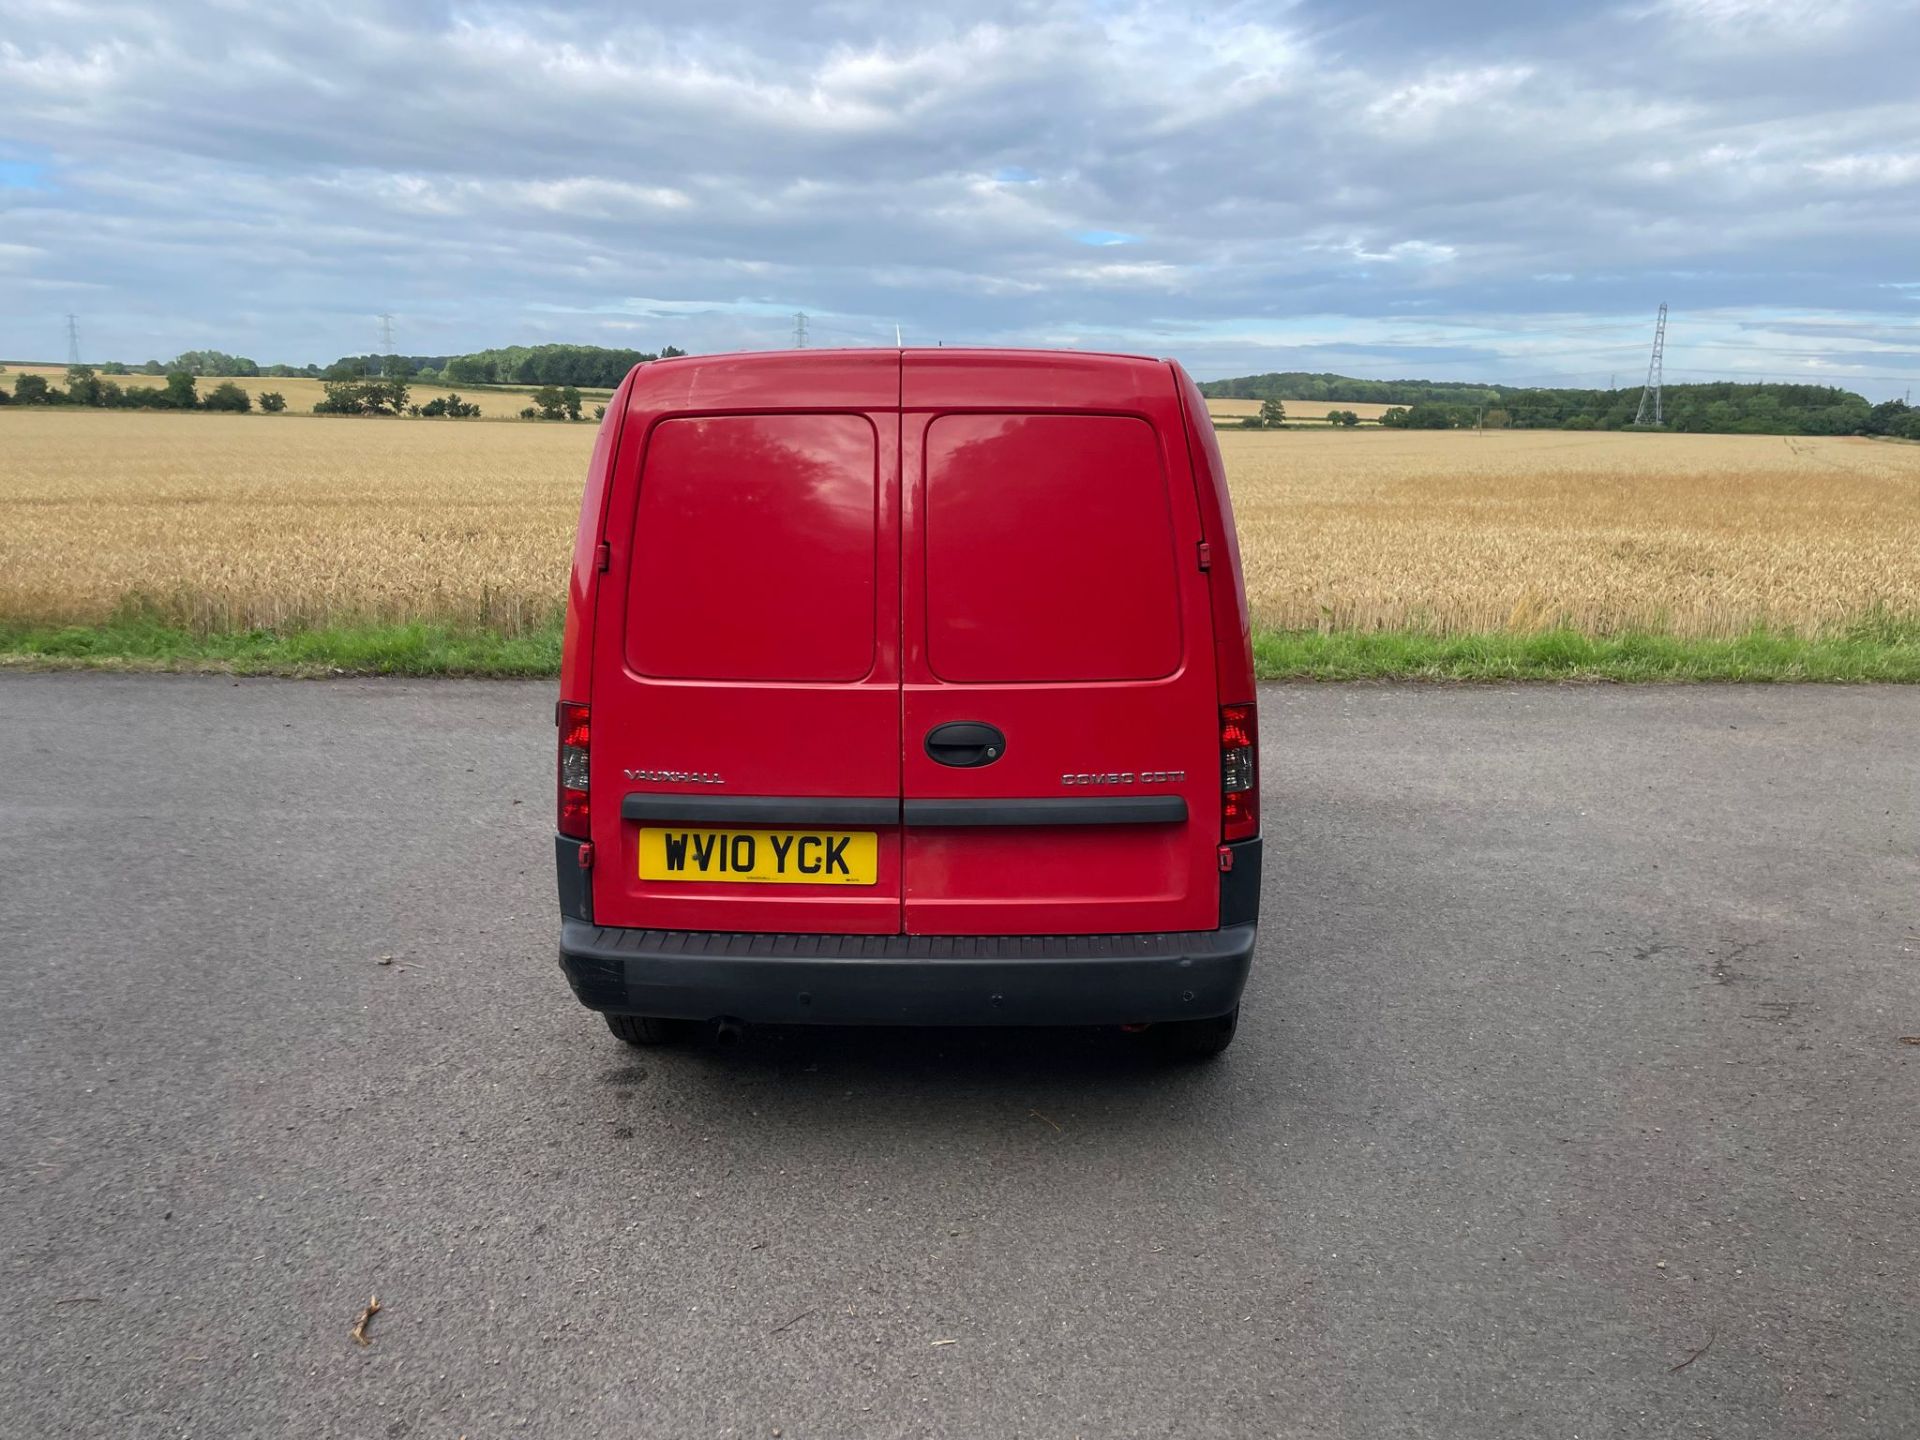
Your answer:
1153,1006 -> 1239,1060
604,1013 -> 696,1047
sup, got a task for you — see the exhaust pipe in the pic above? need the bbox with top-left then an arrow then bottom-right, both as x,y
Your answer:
712,1016 -> 745,1046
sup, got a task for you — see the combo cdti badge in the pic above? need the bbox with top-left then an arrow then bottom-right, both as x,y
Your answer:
554,348 -> 1261,1058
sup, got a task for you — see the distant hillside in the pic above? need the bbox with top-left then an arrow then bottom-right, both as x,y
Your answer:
1202,371 -> 1502,407
325,343 -> 685,389
1200,371 -> 1879,436
433,343 -> 683,389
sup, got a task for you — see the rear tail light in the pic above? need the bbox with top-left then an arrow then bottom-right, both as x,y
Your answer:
1220,702 -> 1258,841
557,701 -> 590,838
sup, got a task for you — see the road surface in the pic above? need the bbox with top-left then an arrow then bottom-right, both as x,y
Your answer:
2,674 -> 1915,1437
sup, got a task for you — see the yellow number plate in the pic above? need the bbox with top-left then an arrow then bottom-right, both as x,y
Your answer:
637,828 -> 878,886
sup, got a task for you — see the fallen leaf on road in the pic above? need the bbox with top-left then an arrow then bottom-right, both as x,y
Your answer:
351,1294 -> 381,1346
931,1338 -> 958,1347
1898,1036 -> 1920,1046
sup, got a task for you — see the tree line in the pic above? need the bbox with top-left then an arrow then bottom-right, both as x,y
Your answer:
4,365 -> 616,423
1203,371 -> 1910,436
320,343 -> 684,389
1204,371 -> 1503,407
1234,399 -> 1361,429
17,342 -> 687,390
3,365 -> 277,413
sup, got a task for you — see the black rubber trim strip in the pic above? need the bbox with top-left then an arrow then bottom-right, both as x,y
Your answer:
1219,835 -> 1262,928
903,796 -> 1188,827
621,793 -> 898,826
554,833 -> 593,923
558,918 -> 1256,1026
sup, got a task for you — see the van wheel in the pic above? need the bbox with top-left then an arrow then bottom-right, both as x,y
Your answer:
1152,1006 -> 1239,1060
604,1013 -> 696,1047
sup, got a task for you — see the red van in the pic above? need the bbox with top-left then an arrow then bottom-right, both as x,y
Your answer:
555,348 -> 1259,1057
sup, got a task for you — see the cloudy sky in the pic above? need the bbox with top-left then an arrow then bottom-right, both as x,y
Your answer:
3,0 -> 1918,395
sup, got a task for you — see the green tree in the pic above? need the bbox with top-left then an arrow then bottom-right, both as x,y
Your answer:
445,355 -> 498,385
259,391 -> 287,413
1865,399 -> 1910,435
172,350 -> 258,376
164,372 -> 200,409
203,380 -> 252,412
1326,409 -> 1360,427
1258,398 -> 1287,427
14,373 -> 56,404
562,385 -> 582,421
313,378 -> 408,415
532,385 -> 568,420
66,365 -> 105,406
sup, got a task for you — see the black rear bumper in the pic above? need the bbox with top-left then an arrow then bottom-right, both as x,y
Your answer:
558,919 -> 1256,1027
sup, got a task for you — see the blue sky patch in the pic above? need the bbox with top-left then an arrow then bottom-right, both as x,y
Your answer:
0,161 -> 48,190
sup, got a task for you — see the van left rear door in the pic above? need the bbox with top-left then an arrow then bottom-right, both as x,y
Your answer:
589,352 -> 902,934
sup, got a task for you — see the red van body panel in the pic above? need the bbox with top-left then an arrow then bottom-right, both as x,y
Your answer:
898,352 -> 1220,935
1172,366 -> 1255,707
584,352 -> 903,934
559,364 -> 641,705
556,348 -> 1260,1032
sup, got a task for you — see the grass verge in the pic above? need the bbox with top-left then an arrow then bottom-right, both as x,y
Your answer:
0,616 -> 562,677
3,617 -> 1918,682
1253,621 -> 1920,682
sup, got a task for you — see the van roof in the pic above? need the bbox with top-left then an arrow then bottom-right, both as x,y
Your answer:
640,345 -> 1172,370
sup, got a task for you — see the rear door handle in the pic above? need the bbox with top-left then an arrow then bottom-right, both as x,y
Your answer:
925,721 -> 1005,768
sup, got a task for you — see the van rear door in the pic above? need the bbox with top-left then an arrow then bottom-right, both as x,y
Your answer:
590,352 -> 902,934
899,352 -> 1220,936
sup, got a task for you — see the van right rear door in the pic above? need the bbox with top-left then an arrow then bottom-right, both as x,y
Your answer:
899,351 -> 1221,936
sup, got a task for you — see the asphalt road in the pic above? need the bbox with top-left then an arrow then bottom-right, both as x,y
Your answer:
2,675 -> 1916,1438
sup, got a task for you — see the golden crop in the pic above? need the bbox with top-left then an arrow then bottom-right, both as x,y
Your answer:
1,410 -> 1915,638
1222,428 -> 1920,634
0,410 -> 592,634
1208,397 -> 1397,422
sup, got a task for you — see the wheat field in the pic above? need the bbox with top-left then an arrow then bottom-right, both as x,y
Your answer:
0,410 -> 584,633
1,410 -> 1916,638
1222,428 -> 1920,633
1208,397 -> 1397,423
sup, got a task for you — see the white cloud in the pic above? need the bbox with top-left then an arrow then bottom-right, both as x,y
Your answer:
0,0 -> 1912,396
